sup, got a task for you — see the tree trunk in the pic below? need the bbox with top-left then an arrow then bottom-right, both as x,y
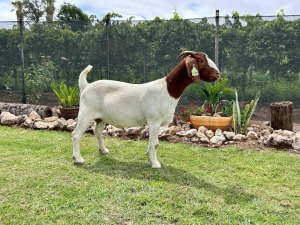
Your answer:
270,101 -> 293,131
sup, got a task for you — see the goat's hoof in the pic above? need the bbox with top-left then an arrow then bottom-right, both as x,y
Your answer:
151,161 -> 161,169
100,148 -> 109,154
73,155 -> 84,164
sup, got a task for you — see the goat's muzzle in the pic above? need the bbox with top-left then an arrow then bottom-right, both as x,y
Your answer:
209,71 -> 220,82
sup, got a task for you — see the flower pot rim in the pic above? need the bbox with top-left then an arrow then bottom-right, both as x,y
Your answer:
190,115 -> 232,118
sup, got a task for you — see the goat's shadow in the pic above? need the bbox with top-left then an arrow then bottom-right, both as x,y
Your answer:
80,155 -> 255,205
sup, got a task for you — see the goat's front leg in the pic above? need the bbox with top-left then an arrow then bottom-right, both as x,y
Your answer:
72,113 -> 91,164
147,124 -> 161,168
94,122 -> 109,154
72,126 -> 86,164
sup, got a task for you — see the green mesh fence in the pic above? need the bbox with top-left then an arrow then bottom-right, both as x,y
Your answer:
0,15 -> 299,121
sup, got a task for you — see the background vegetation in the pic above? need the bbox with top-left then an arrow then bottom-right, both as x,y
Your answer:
0,2 -> 299,105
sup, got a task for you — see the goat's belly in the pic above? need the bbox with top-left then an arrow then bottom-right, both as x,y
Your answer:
104,115 -> 147,128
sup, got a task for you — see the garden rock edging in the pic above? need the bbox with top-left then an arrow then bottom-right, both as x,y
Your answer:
1,110 -> 300,152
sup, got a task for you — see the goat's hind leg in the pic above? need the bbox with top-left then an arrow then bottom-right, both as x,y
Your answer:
94,120 -> 109,154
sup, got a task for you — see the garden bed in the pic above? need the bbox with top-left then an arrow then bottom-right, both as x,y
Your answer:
1,103 -> 300,153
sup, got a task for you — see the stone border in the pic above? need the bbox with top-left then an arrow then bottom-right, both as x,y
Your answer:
1,109 -> 300,152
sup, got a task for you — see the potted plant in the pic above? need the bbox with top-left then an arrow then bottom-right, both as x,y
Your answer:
189,78 -> 234,131
177,104 -> 205,123
50,81 -> 80,119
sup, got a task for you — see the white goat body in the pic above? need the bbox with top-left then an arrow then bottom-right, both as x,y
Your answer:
80,76 -> 178,128
72,51 -> 219,168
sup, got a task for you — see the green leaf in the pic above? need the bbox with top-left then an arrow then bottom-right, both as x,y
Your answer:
51,81 -> 79,107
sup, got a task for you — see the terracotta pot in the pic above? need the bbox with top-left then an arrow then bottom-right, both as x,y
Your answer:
60,107 -> 79,120
190,115 -> 232,131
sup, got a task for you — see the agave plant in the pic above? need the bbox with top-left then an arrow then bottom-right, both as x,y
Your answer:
232,89 -> 260,134
196,77 -> 233,115
50,81 -> 80,108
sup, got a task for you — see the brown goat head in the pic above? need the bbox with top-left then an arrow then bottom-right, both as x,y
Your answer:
178,51 -> 220,82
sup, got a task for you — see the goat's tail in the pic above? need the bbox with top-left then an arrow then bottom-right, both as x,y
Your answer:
79,65 -> 93,92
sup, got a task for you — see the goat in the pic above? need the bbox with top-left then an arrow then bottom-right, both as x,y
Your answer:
72,51 -> 219,168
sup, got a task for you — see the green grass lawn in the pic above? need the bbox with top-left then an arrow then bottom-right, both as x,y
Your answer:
0,126 -> 299,224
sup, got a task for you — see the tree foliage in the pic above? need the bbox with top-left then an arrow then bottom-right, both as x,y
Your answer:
11,0 -> 55,23
0,9 -> 299,104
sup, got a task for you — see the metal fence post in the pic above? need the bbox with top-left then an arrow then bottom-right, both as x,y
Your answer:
105,14 -> 110,80
19,17 -> 26,103
215,10 -> 220,69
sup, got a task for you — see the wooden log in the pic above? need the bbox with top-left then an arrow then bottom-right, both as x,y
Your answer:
270,101 -> 293,131
0,103 -> 52,118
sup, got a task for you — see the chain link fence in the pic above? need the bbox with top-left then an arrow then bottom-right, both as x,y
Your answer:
0,15 -> 299,122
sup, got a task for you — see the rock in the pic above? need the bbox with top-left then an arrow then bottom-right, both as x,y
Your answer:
33,119 -> 58,130
292,132 -> 300,150
176,131 -> 188,137
185,129 -> 197,137
33,121 -> 49,129
267,126 -> 274,133
29,111 -> 41,122
125,126 -> 144,136
140,127 -> 149,138
294,126 -> 300,133
225,141 -> 235,145
191,137 -> 200,143
51,106 -> 60,117
181,122 -> 192,131
0,111 -> 18,125
276,129 -> 294,137
67,119 -> 77,131
23,116 -> 34,128
246,131 -> 258,140
198,126 -> 208,133
210,135 -> 226,147
196,131 -> 207,139
108,127 -> 124,136
47,121 -> 58,129
200,137 -> 210,144
44,116 -> 59,123
195,131 -> 210,143
58,118 -> 68,130
3,105 -> 300,151
205,130 -> 215,139
264,134 -> 293,147
14,115 -> 25,125
223,131 -> 235,140
261,129 -> 272,137
1,103 -> 52,118
88,121 -> 96,132
233,134 -> 246,142
263,129 -> 295,148
159,126 -> 180,138
247,124 -> 261,133
215,129 -> 225,137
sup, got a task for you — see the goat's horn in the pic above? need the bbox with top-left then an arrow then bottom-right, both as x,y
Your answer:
178,51 -> 196,60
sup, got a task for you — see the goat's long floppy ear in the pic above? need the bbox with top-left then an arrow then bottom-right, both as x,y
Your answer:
185,57 -> 201,82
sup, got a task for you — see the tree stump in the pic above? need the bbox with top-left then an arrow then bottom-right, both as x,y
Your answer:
270,101 -> 293,131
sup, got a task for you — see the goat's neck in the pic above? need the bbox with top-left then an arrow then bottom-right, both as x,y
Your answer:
165,60 -> 193,99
